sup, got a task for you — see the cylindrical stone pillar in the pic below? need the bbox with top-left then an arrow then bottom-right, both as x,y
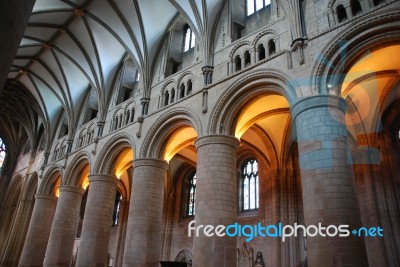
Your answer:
192,135 -> 240,267
291,95 -> 368,267
122,158 -> 168,267
76,174 -> 118,267
44,186 -> 85,267
19,194 -> 57,267
353,146 -> 388,267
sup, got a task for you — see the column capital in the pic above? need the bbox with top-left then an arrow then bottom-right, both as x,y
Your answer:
291,94 -> 347,121
88,174 -> 118,185
35,193 -> 57,201
59,185 -> 85,195
195,134 -> 240,150
132,158 -> 169,171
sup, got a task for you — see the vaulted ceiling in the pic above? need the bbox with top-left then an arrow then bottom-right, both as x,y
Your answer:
4,0 -> 227,153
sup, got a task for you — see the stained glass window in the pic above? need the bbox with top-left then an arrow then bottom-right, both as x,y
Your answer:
0,138 -> 6,173
184,26 -> 196,52
187,173 -> 196,216
241,159 -> 259,211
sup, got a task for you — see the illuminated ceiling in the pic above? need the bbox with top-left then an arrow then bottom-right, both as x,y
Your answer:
341,45 -> 400,141
235,94 -> 291,165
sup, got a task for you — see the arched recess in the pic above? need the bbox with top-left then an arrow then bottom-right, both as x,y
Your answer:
141,108 -> 202,160
63,151 -> 91,189
93,132 -> 135,267
337,43 -> 400,267
39,165 -> 63,196
311,10 -> 400,95
208,70 -> 304,266
209,69 -> 300,135
141,108 -> 201,261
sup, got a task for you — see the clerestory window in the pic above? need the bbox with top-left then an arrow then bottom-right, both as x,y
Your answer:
246,0 -> 271,16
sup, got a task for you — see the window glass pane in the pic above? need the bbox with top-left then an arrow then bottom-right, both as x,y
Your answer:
256,176 -> 259,208
184,28 -> 191,52
265,0 -> 271,6
188,173 -> 196,216
241,159 -> 259,211
0,138 -> 5,173
256,0 -> 264,11
247,0 -> 254,15
250,176 -> 256,209
243,177 -> 249,210
190,33 -> 196,49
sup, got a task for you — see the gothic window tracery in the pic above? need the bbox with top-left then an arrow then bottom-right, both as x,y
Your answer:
241,159 -> 259,211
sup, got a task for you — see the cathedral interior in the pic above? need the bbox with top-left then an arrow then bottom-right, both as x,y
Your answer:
0,0 -> 399,266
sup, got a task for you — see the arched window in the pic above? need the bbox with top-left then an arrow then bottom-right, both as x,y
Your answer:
164,91 -> 170,106
258,44 -> 266,61
350,0 -> 362,16
235,55 -> 242,72
336,5 -> 347,22
268,39 -> 276,55
184,25 -> 196,52
180,84 -> 185,99
171,88 -> 175,103
112,190 -> 122,226
0,138 -> 6,173
241,159 -> 259,211
246,0 -> 271,16
187,79 -> 193,95
244,50 -> 251,67
187,173 -> 196,216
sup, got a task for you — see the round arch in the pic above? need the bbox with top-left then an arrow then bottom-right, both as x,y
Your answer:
94,132 -> 135,175
140,107 -> 202,159
209,69 -> 299,135
63,151 -> 91,188
38,165 -> 63,195
310,10 -> 400,94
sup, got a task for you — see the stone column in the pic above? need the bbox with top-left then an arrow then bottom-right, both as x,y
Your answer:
19,194 -> 57,267
291,95 -> 367,267
353,145 -> 388,266
241,55 -> 245,70
192,135 -> 239,267
44,186 -> 85,267
122,158 -> 168,267
76,174 -> 118,267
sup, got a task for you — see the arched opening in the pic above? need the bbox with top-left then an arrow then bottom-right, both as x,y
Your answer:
235,55 -> 242,72
171,88 -> 175,103
107,147 -> 133,267
230,91 -> 303,265
336,5 -> 348,23
244,50 -> 251,67
164,91 -> 170,107
340,44 -> 400,266
258,44 -> 266,61
350,0 -> 362,16
268,40 -> 276,55
187,79 -> 193,95
156,125 -> 198,261
180,83 -> 185,99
